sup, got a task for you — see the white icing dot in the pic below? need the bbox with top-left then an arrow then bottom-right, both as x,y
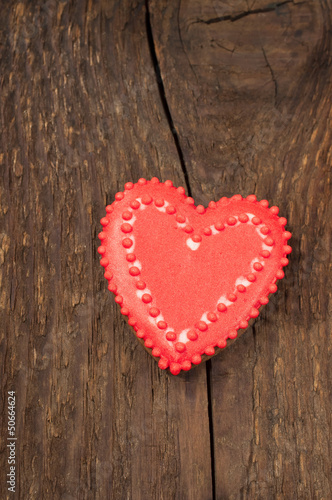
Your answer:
235,276 -> 252,288
217,295 -> 234,308
186,239 -> 200,251
177,220 -> 187,228
262,243 -> 271,252
200,312 -> 211,324
136,287 -> 151,299
149,312 -> 165,327
133,259 -> 142,270
178,328 -> 191,343
155,200 -> 169,213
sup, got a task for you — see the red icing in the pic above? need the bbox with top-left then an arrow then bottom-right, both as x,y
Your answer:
99,179 -> 292,375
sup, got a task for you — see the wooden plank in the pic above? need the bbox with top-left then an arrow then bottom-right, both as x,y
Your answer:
0,1 -> 213,499
149,0 -> 332,498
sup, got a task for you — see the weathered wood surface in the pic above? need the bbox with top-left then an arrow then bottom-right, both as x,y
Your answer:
0,1 -> 331,499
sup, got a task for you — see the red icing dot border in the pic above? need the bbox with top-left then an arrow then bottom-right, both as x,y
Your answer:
98,178 -> 292,375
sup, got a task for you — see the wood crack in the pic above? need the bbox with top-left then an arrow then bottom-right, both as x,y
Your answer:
145,0 -> 192,197
246,324 -> 259,495
206,360 -> 216,500
193,0 -> 300,25
262,46 -> 278,106
146,4 -> 216,498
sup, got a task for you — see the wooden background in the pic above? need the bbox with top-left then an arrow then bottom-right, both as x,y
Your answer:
1,1 -> 331,499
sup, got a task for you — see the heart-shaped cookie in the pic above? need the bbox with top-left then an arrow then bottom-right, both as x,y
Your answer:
98,178 -> 291,375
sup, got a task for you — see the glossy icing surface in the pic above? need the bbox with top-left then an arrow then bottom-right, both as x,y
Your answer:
99,178 -> 291,375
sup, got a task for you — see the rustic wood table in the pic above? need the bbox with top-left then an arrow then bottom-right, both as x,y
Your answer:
1,1 -> 331,499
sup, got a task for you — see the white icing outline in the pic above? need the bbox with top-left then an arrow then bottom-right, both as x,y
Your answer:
125,204 -> 272,346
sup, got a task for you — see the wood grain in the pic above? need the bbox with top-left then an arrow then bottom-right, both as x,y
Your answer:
0,0 -> 331,499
